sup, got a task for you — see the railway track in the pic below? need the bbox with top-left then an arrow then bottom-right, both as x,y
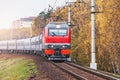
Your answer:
52,61 -> 120,80
1,53 -> 120,80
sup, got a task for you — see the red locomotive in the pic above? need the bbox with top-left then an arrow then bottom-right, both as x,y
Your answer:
42,22 -> 71,61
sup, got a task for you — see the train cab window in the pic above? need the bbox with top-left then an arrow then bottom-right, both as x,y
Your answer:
49,29 -> 67,36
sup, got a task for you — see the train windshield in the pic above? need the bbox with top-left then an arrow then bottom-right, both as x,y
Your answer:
49,29 -> 68,36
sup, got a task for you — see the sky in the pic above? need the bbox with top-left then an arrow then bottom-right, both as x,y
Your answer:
0,0 -> 75,29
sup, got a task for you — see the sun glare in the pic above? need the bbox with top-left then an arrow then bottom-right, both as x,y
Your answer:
0,21 -> 11,29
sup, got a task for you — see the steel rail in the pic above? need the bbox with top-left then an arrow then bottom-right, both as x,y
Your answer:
51,62 -> 88,80
66,62 -> 120,80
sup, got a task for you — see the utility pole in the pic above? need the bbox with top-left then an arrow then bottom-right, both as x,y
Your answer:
90,0 -> 97,70
66,1 -> 72,26
30,23 -> 33,52
66,1 -> 82,26
30,24 -> 32,37
68,4 -> 71,26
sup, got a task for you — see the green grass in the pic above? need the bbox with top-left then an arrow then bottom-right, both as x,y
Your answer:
0,58 -> 38,80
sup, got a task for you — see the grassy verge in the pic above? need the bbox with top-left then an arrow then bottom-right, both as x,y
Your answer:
0,58 -> 38,80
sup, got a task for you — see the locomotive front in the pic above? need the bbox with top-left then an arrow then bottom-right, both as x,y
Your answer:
42,22 -> 71,61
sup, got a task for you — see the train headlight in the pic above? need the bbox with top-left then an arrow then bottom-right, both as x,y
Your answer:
56,25 -> 61,28
51,45 -> 54,48
62,45 -> 68,48
48,45 -> 54,48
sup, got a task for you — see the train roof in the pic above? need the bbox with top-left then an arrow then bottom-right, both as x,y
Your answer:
45,22 -> 69,28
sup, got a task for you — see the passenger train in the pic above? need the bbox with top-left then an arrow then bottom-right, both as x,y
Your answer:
0,22 -> 71,61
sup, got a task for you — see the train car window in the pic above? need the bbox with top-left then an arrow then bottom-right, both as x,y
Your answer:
0,44 -> 7,46
49,29 -> 67,36
8,43 -> 15,46
17,42 -> 24,46
24,42 -> 30,45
